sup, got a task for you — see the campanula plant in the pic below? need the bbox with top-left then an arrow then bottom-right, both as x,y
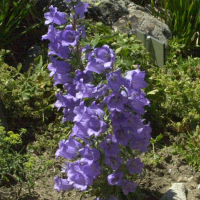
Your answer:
42,0 -> 151,199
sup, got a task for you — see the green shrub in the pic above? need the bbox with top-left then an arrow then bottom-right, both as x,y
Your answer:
145,53 -> 200,169
0,126 -> 26,185
0,55 -> 56,131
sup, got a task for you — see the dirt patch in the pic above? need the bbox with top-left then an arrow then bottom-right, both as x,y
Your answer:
1,147 -> 200,200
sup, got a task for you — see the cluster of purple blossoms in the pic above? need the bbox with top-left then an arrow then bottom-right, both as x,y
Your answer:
42,0 -> 151,199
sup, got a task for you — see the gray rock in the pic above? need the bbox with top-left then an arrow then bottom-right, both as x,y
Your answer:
160,183 -> 187,200
112,4 -> 172,47
84,0 -> 130,26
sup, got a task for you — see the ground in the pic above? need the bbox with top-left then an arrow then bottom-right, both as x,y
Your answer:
1,147 -> 200,200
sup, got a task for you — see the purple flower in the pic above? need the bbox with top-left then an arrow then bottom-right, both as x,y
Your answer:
48,42 -> 71,59
60,25 -> 80,46
66,0 -> 79,3
93,83 -> 108,99
82,160 -> 101,179
54,176 -> 73,192
76,83 -> 95,99
136,124 -> 152,140
73,104 -> 107,137
86,56 -> 106,74
55,138 -> 83,159
122,180 -> 137,195
107,171 -> 123,186
125,68 -> 147,91
106,70 -> 124,91
112,127 -> 132,146
55,92 -> 79,110
99,135 -> 120,157
74,2 -> 89,19
74,70 -> 93,84
126,114 -> 144,129
71,123 -> 90,142
126,158 -> 144,174
42,25 -> 59,43
129,138 -> 150,152
78,145 -> 100,162
48,56 -> 71,77
67,161 -> 93,191
105,156 -> 124,170
44,5 -> 67,25
86,45 -> 116,74
90,102 -> 105,119
104,91 -> 127,112
94,45 -> 116,68
53,73 -> 73,85
110,111 -> 130,128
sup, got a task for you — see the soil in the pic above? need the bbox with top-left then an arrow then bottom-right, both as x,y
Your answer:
1,146 -> 200,200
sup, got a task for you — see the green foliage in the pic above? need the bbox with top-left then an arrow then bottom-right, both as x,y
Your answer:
173,125 -> 200,171
0,0 -> 42,49
0,125 -> 55,198
145,48 -> 200,169
0,126 -> 26,185
23,155 -> 54,194
0,55 -> 56,130
151,0 -> 200,51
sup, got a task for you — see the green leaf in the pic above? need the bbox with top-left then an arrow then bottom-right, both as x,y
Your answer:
91,33 -> 99,47
147,89 -> 159,95
155,133 -> 163,142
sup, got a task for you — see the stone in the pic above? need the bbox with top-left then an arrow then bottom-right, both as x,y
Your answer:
160,183 -> 187,200
84,0 -> 171,47
112,3 -> 172,47
84,0 -> 130,26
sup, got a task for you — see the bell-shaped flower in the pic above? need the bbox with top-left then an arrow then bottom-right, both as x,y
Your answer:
92,83 -> 108,99
42,25 -> 60,43
105,156 -> 124,170
60,25 -> 80,46
99,134 -> 120,157
79,145 -> 100,162
53,73 -> 73,85
67,161 -> 93,191
74,2 -> 89,19
104,91 -> 127,112
48,56 -> 71,77
126,158 -> 144,174
107,171 -> 123,186
54,176 -> 73,192
44,5 -> 67,25
82,160 -> 101,179
55,138 -> 83,159
93,45 -> 116,68
129,137 -> 150,152
122,180 -> 137,195
113,127 -> 132,146
125,68 -> 147,91
106,70 -> 124,91
48,41 -> 71,59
